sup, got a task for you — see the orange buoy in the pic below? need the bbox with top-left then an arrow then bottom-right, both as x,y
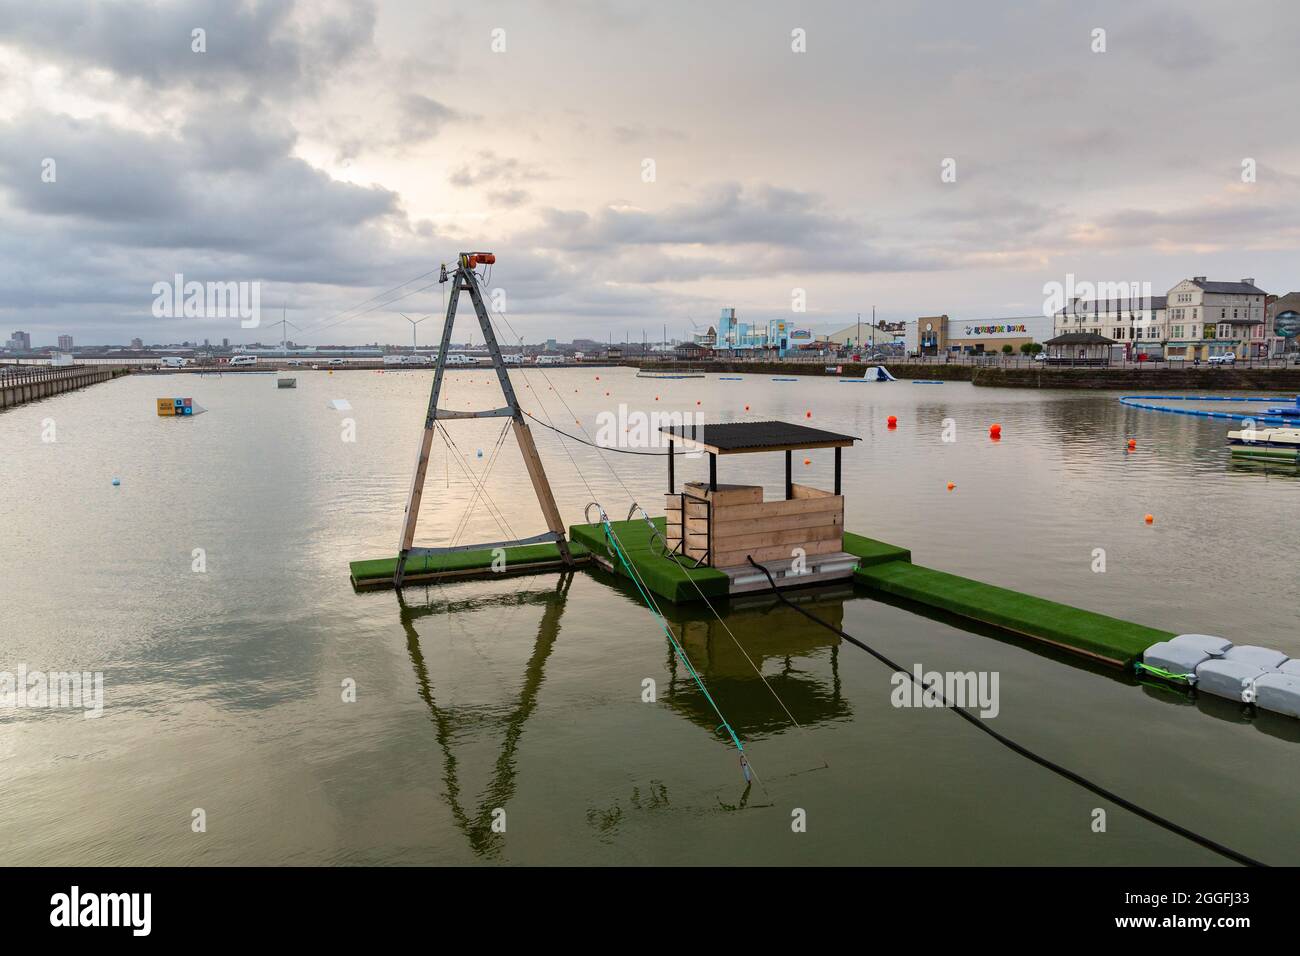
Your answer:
1128,438 -> 1137,450
655,396 -> 659,401
946,482 -> 955,491
887,415 -> 898,429
806,410 -> 812,418
1145,514 -> 1154,524
989,423 -> 1001,437
803,458 -> 811,466
744,404 -> 750,411
696,400 -> 701,406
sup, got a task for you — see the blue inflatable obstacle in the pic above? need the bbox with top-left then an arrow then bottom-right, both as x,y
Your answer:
1263,395 -> 1300,418
156,397 -> 206,417
1119,395 -> 1297,426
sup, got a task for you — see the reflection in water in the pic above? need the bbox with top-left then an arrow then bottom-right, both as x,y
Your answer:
394,576 -> 855,855
657,586 -> 853,741
398,574 -> 574,859
1226,457 -> 1300,482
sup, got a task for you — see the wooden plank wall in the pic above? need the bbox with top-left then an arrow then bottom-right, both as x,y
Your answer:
670,482 -> 843,568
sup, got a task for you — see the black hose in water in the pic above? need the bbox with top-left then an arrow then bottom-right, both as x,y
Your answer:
745,556 -> 1265,868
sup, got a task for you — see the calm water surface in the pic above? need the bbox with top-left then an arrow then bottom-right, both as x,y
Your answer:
2,368 -> 1296,865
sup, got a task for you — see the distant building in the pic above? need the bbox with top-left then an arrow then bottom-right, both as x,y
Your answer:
693,325 -> 717,348
675,341 -> 711,360
7,330 -> 31,351
130,337 -> 144,348
1164,277 -> 1267,360
825,321 -> 904,350
1053,294 -> 1167,358
1265,293 -> 1300,356
907,314 -> 1053,356
57,334 -> 73,350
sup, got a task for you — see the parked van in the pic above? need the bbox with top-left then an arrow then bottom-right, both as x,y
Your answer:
160,356 -> 189,368
502,353 -> 525,365
445,354 -> 475,366
535,354 -> 564,365
229,355 -> 258,367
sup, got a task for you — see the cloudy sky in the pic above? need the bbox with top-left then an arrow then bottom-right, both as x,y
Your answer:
1,0 -> 1297,347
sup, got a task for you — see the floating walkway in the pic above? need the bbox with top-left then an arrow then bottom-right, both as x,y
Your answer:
854,561 -> 1170,667
355,518 -> 1173,668
351,540 -> 590,589
564,518 -> 1161,668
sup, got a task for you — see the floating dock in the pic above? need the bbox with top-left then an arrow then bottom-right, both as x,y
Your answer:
853,560 -> 1171,667
354,512 -> 1168,668
351,539 -> 590,590
564,517 -> 1165,668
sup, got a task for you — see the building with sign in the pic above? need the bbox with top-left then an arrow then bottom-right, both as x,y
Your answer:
1266,293 -> 1300,356
712,309 -> 815,356
905,314 -> 1053,356
1162,277 -> 1267,361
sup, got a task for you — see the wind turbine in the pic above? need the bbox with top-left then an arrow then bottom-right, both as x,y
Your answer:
400,312 -> 427,354
274,304 -> 301,356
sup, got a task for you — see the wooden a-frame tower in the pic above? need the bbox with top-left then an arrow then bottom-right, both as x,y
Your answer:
394,252 -> 574,587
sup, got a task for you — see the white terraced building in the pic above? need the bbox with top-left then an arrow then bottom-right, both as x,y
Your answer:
1053,277 -> 1271,360
1053,293 -> 1167,359
1164,277 -> 1269,361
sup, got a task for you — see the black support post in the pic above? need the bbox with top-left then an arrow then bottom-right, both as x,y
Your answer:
709,452 -> 717,491
668,439 -> 674,493
834,446 -> 842,495
785,450 -> 793,499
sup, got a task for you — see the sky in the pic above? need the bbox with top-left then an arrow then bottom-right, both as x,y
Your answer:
1,0 -> 1298,347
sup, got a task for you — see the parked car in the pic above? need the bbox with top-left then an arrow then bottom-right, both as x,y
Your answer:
1207,353 -> 1236,365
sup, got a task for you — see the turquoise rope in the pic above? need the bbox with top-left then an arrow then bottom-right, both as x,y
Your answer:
601,520 -> 745,754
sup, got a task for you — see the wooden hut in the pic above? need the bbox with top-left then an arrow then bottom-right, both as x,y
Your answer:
659,421 -> 860,591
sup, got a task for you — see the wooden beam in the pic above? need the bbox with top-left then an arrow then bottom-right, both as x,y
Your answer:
511,419 -> 572,563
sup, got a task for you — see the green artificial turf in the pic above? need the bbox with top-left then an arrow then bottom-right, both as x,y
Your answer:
842,531 -> 912,567
350,539 -> 589,583
568,517 -> 730,603
854,560 -> 1172,666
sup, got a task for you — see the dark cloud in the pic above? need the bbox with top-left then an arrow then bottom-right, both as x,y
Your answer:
0,0 -> 377,94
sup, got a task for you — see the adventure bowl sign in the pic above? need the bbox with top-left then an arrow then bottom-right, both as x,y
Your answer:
964,323 -> 1029,337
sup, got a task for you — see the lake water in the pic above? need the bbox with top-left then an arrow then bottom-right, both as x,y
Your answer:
2,367 -> 1296,865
